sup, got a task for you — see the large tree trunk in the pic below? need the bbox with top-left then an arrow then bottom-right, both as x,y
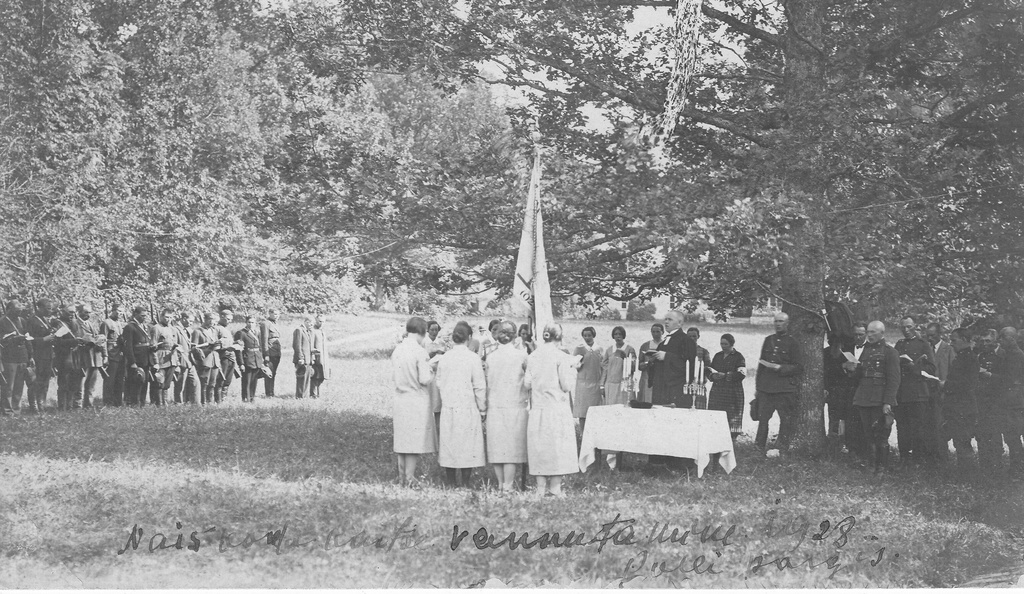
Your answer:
779,0 -> 829,455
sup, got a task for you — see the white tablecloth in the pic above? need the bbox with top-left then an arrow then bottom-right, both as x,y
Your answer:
578,405 -> 737,477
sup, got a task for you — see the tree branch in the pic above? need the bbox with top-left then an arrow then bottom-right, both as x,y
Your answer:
701,5 -> 783,48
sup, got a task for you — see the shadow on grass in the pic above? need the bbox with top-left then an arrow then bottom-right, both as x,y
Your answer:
1,405 -> 399,485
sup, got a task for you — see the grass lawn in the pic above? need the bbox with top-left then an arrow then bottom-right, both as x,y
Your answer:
1,314 -> 1022,588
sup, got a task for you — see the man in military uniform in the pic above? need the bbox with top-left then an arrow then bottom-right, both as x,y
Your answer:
73,303 -> 106,409
173,312 -> 200,404
754,312 -> 804,453
191,313 -> 221,405
942,328 -> 978,463
100,303 -> 126,406
845,320 -> 901,475
992,327 -> 1024,471
25,299 -> 58,413
122,306 -> 153,407
974,329 -> 1002,467
259,308 -> 282,399
311,314 -> 329,398
150,308 -> 181,406
234,314 -> 263,403
894,316 -> 938,466
293,315 -> 314,398
213,309 -> 236,403
0,299 -> 32,415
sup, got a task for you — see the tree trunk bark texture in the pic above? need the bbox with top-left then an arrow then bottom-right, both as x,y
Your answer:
778,0 -> 829,455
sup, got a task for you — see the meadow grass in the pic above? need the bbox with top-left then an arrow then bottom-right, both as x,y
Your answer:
1,314 -> 1022,588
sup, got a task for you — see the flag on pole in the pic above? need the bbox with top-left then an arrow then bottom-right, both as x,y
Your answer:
511,136 -> 554,337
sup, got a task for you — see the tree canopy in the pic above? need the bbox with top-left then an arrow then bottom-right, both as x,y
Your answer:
2,0 -> 1022,450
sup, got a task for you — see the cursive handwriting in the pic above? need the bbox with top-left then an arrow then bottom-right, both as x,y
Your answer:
116,516 -> 431,555
450,514 -> 738,553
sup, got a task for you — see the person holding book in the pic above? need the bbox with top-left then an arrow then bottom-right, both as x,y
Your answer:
637,323 -> 664,403
894,315 -> 938,466
708,333 -> 746,440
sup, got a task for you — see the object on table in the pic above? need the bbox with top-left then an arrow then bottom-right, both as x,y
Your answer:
628,399 -> 653,409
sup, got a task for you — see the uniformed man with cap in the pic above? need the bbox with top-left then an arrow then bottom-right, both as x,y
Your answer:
754,312 -> 804,453
845,320 -> 901,475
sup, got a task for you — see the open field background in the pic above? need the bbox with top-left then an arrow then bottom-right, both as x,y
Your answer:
2,313 -> 1022,588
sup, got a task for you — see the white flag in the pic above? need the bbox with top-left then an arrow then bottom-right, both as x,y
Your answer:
511,142 -> 554,336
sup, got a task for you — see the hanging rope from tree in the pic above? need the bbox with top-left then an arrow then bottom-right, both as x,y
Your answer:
639,0 -> 703,152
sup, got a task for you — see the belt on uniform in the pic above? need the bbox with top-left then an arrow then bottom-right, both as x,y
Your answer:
244,347 -> 261,352
864,372 -> 885,378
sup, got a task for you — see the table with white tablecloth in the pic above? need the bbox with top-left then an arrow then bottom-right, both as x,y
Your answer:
578,404 -> 736,477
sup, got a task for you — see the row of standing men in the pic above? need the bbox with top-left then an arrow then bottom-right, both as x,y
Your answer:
0,299 -> 331,415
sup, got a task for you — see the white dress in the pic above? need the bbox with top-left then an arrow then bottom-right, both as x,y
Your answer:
436,344 -> 487,468
525,343 -> 580,476
485,343 -> 529,464
391,336 -> 436,454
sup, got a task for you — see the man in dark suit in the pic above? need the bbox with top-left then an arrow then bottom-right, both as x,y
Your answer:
0,299 -> 32,415
754,312 -> 804,453
647,310 -> 697,471
259,308 -> 282,398
894,315 -> 938,466
993,327 -> 1024,471
235,314 -> 263,403
52,304 -> 80,411
293,315 -> 314,398
25,299 -> 58,413
650,310 -> 697,406
122,306 -> 153,407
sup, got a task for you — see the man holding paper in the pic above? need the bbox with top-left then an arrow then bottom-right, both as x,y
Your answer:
894,316 -> 938,466
754,312 -> 804,453
844,320 -> 901,475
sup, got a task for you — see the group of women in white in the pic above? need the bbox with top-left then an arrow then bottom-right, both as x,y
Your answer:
391,316 -> 580,496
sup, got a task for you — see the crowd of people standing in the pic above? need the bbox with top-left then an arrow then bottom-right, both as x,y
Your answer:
392,308 -> 1024,493
0,298 -> 332,415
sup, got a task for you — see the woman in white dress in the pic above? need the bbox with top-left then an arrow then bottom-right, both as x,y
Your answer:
436,321 -> 487,488
572,326 -> 605,434
525,323 -> 580,497
390,317 -> 436,486
485,321 -> 530,491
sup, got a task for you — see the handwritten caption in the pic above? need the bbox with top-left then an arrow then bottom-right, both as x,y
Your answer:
116,509 -> 896,583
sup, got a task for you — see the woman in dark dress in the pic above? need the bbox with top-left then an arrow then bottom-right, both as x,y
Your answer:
708,333 -> 746,439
